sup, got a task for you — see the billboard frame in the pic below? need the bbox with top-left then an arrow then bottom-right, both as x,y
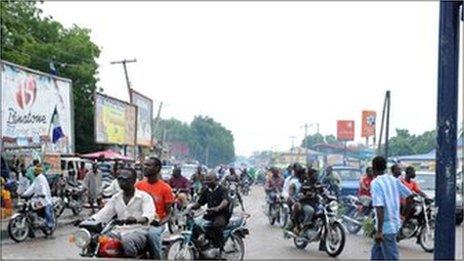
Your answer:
129,88 -> 153,147
93,92 -> 138,146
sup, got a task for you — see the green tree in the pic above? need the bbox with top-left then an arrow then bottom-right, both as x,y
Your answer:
325,134 -> 342,145
1,0 -> 100,152
301,133 -> 325,149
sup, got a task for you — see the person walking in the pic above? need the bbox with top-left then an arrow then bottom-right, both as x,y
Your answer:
83,163 -> 103,214
370,156 -> 413,260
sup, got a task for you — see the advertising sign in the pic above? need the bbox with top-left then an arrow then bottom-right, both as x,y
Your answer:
1,60 -> 74,153
337,120 -> 355,141
130,89 -> 153,147
361,110 -> 376,138
94,93 -> 137,146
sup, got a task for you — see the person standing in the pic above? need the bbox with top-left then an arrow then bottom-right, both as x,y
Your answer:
83,163 -> 103,213
136,157 -> 175,259
390,164 -> 402,179
77,162 -> 89,181
370,156 -> 413,260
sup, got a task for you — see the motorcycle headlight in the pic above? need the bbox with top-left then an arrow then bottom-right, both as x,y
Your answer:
329,201 -> 339,212
73,229 -> 91,249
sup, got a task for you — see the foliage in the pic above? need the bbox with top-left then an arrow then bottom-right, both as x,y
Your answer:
154,116 -> 235,167
1,0 -> 101,153
301,133 -> 343,149
388,129 -> 436,156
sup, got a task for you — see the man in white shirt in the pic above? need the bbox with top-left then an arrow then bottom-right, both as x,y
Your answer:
22,164 -> 54,230
91,168 -> 155,257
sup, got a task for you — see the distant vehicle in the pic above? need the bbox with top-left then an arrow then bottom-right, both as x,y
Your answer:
331,166 -> 362,197
161,165 -> 174,181
60,157 -> 93,177
181,164 -> 198,180
415,171 -> 463,225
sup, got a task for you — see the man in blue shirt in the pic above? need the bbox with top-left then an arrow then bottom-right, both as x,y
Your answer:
370,156 -> 413,260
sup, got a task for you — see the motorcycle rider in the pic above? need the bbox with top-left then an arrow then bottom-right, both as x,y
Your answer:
22,164 -> 55,231
89,168 -> 155,258
168,166 -> 191,207
284,165 -> 305,234
321,166 -> 341,197
190,166 -> 205,197
358,166 -> 374,207
391,164 -> 402,179
188,172 -> 231,258
222,167 -> 245,212
136,157 -> 175,259
264,167 -> 284,215
400,166 -> 429,220
83,163 -> 103,214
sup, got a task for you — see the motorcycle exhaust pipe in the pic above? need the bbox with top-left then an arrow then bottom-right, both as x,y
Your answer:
341,215 -> 363,226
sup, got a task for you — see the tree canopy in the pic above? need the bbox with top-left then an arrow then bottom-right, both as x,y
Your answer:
1,0 -> 101,152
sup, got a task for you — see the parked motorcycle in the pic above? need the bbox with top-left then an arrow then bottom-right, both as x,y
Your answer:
340,195 -> 374,234
70,219 -> 170,258
54,178 -> 87,217
264,190 -> 289,228
397,196 -> 435,252
166,209 -> 250,260
7,196 -> 57,242
284,186 -> 346,257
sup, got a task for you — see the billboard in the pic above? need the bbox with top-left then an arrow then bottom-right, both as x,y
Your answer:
1,60 -> 74,153
94,93 -> 137,146
361,110 -> 376,138
130,89 -> 153,147
337,120 -> 355,141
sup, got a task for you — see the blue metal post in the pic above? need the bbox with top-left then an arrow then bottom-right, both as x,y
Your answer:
434,1 -> 462,260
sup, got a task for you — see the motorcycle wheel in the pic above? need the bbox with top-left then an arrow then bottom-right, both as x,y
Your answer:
54,202 -> 65,218
293,236 -> 308,250
325,222 -> 346,257
166,238 -> 195,260
419,222 -> 435,253
8,215 -> 29,243
345,210 -> 362,235
277,205 -> 289,228
224,234 -> 245,260
268,205 -> 277,225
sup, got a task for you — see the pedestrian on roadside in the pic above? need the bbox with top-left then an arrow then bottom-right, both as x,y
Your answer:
77,162 -> 89,180
83,163 -> 103,213
370,156 -> 413,260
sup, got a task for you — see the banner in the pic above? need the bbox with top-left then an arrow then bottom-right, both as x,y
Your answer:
337,120 -> 355,141
130,89 -> 153,147
1,60 -> 74,153
94,93 -> 137,146
361,110 -> 376,138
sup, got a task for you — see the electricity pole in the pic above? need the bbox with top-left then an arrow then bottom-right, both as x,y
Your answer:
110,58 -> 137,157
110,58 -> 137,95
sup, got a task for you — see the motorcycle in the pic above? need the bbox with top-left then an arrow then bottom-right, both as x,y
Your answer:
166,209 -> 250,260
340,195 -> 374,234
168,188 -> 189,234
7,196 -> 57,242
397,196 -> 435,253
54,179 -> 87,217
226,182 -> 245,212
70,219 -> 170,258
264,190 -> 289,228
284,186 -> 346,257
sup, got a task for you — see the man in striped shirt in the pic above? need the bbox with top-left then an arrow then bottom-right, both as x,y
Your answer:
370,156 -> 413,260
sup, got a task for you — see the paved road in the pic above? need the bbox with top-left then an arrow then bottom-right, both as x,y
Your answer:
1,186 -> 462,259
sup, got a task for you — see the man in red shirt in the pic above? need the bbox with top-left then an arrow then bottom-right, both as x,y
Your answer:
136,157 -> 175,259
77,162 -> 88,180
400,166 -> 429,219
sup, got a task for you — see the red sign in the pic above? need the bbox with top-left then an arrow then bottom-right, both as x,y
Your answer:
337,120 -> 355,141
361,111 -> 376,138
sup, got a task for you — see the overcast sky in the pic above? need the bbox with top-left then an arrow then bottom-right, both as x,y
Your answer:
41,1 -> 463,156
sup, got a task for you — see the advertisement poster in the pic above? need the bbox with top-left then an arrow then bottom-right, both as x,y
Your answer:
95,93 -> 137,146
130,89 -> 153,147
1,60 -> 74,153
361,110 -> 376,138
337,120 -> 355,141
